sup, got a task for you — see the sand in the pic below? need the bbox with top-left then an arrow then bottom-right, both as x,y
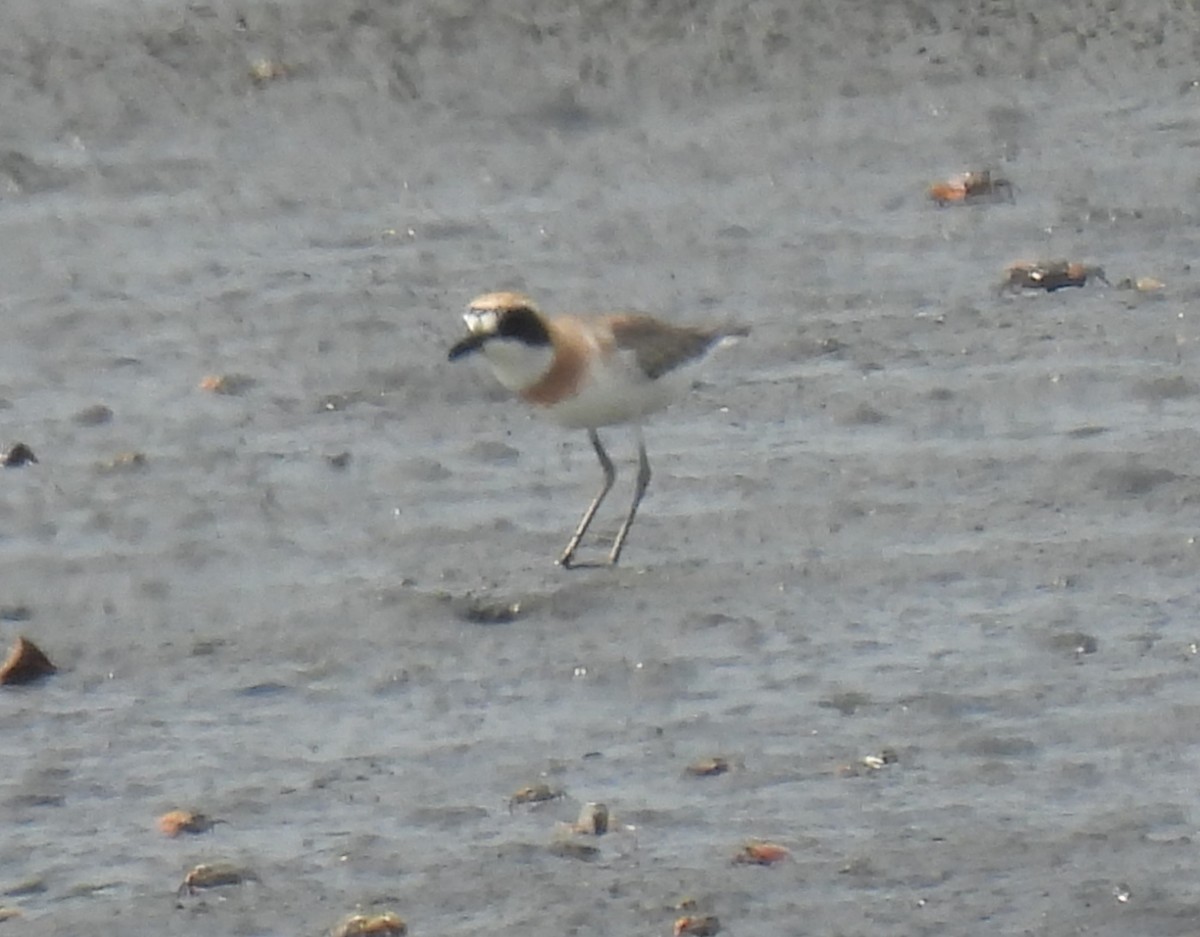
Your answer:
2,1 -> 1199,933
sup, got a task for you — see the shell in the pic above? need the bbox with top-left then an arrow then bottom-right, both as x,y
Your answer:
0,636 -> 56,685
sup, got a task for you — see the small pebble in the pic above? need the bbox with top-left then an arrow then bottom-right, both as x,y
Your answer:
546,840 -> 600,861
249,59 -> 288,83
73,404 -> 113,426
572,802 -> 608,835
98,451 -> 147,473
1,443 -> 38,467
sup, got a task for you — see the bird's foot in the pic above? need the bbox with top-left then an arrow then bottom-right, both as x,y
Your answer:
556,551 -> 618,570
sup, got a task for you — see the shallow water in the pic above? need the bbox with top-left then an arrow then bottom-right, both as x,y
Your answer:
2,1 -> 1200,933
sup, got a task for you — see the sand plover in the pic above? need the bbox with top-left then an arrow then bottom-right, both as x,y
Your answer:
448,291 -> 746,568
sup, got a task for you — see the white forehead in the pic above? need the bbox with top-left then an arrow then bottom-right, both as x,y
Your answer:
463,308 -> 500,334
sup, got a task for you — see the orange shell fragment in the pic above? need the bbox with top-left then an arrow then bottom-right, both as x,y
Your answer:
733,841 -> 791,865
199,374 -> 256,395
928,178 -> 968,204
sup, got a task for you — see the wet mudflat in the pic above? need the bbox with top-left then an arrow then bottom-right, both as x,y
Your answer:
2,2 -> 1200,934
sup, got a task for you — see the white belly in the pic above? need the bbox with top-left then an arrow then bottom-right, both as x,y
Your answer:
479,332 -> 698,429
541,359 -> 688,429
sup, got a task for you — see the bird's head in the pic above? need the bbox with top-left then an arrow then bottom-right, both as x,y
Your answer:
448,292 -> 552,360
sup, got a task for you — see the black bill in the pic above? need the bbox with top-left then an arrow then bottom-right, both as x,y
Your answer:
448,333 -> 487,361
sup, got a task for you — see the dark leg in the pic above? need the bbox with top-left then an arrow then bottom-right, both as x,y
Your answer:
608,427 -> 651,566
558,429 -> 616,568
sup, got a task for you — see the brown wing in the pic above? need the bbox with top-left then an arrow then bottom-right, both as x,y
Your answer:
608,315 -> 743,380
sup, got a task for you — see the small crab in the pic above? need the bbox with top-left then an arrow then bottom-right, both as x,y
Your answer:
508,782 -> 564,812
684,756 -> 732,777
331,912 -> 407,937
1002,260 -> 1108,293
177,862 -> 257,897
158,810 -> 224,837
928,169 -> 1015,206
675,915 -> 721,937
732,840 -> 791,866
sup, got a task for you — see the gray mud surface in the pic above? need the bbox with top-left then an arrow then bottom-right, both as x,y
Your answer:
3,2 -> 1200,934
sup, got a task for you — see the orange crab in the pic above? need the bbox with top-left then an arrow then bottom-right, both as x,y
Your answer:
674,915 -> 721,936
928,170 -> 1014,206
157,810 -> 222,837
732,840 -> 791,866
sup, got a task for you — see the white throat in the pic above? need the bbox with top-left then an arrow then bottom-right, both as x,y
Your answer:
480,337 -> 555,393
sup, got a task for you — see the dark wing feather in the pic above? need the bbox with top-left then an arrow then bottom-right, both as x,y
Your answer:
610,316 -> 741,380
